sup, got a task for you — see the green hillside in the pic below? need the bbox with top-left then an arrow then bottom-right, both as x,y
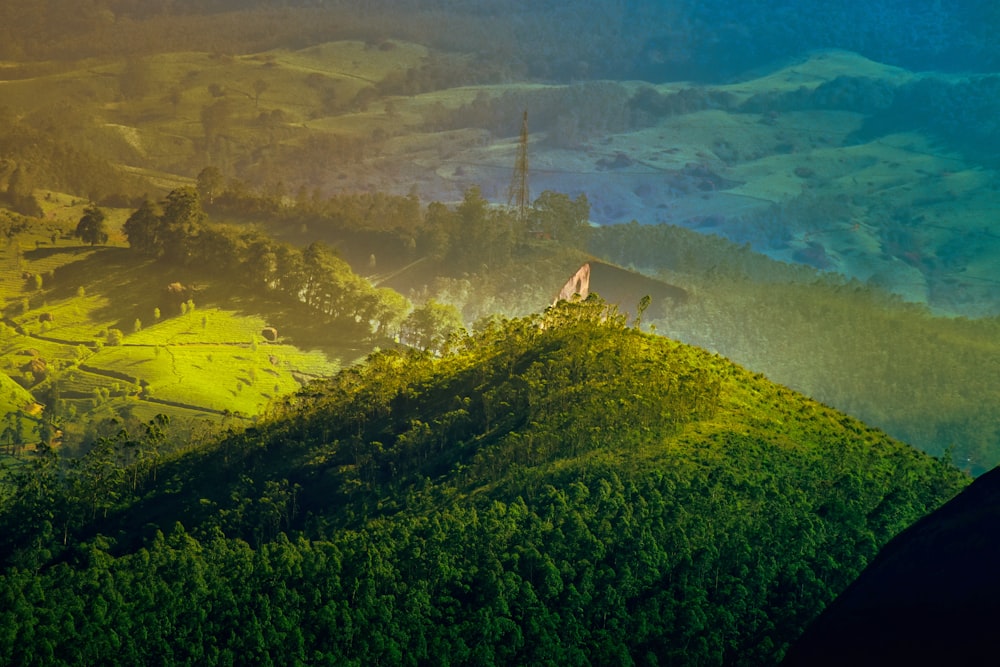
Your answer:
0,298 -> 967,665
0,370 -> 34,415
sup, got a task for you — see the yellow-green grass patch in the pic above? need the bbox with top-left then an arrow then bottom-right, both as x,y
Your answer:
12,293 -> 114,343
274,41 -> 429,84
57,367 -> 138,398
127,308 -> 272,345
89,342 -> 335,414
0,371 -> 35,414
0,332 -> 78,366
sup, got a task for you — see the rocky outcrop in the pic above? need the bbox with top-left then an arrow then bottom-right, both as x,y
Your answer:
554,261 -> 688,319
554,263 -> 591,304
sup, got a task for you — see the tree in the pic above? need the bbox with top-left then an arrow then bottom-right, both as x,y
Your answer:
455,186 -> 490,260
77,434 -> 125,519
75,204 -> 109,246
159,187 -> 206,263
191,224 -> 242,275
363,288 -> 411,341
4,165 -> 43,217
420,201 -> 453,261
301,241 -> 356,315
634,295 -> 651,329
401,300 -> 465,354
273,244 -> 306,297
243,236 -> 278,289
252,79 -> 268,108
531,191 -> 590,246
196,166 -> 224,205
123,199 -> 162,255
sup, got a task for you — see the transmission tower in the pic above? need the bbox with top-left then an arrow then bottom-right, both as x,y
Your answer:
507,110 -> 529,223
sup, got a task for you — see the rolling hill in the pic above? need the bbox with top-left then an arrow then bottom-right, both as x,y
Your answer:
0,298 -> 968,665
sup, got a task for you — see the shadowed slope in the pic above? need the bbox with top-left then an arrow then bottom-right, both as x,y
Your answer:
783,464 -> 1000,666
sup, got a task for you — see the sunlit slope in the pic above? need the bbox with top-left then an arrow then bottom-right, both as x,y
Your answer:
590,220 -> 1000,474
0,371 -> 34,416
0,299 -> 967,665
1,238 -> 341,429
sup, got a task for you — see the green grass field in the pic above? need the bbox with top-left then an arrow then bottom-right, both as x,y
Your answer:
0,228 -> 347,448
58,366 -> 137,398
89,340 -> 335,415
126,308 -> 271,345
13,294 -> 113,343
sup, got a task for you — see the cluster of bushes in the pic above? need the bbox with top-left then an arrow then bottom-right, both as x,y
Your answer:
198,171 -> 591,279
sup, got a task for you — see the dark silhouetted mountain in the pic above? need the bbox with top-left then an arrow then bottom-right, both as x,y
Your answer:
783,463 -> 1000,666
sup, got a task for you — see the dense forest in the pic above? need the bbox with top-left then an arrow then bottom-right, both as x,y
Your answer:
0,302 -> 968,664
0,0 -> 996,77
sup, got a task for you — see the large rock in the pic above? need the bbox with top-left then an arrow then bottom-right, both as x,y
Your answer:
554,261 -> 688,321
555,263 -> 591,304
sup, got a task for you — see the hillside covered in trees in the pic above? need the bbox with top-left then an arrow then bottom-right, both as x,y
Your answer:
0,300 -> 967,665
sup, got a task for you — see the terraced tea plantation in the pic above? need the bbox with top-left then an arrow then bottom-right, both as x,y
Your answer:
0,217 -> 345,459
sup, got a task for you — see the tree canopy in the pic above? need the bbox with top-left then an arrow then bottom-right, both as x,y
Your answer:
74,204 -> 108,246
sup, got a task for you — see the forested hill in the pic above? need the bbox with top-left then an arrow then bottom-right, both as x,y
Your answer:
0,298 -> 968,665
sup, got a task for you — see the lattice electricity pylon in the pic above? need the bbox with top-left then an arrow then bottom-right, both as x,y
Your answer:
506,110 -> 529,223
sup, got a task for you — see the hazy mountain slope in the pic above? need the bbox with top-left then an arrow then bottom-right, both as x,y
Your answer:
0,299 -> 967,665
590,221 -> 1000,475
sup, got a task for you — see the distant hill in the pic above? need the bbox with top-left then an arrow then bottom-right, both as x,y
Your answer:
782,464 -> 1000,666
0,298 -> 967,665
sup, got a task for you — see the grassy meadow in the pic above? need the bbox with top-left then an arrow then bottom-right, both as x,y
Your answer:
0,215 -> 346,462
